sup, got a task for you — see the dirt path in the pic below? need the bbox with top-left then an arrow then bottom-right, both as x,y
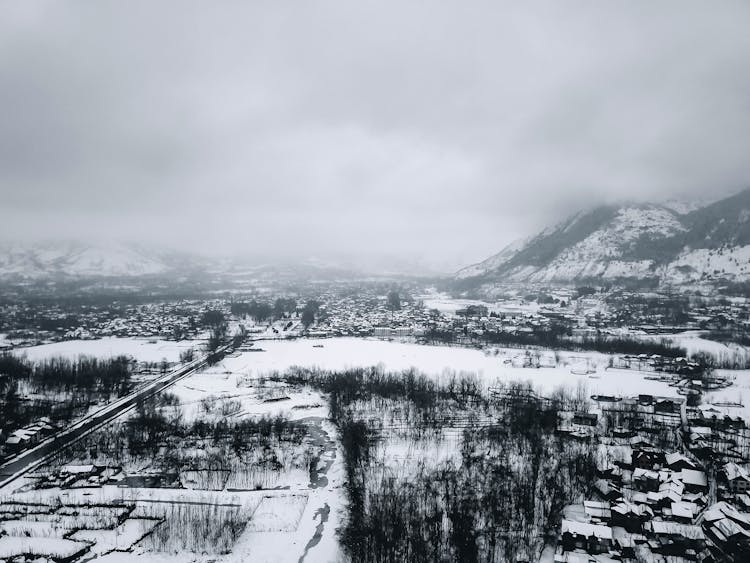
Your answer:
298,417 -> 339,562
298,503 -> 330,563
303,417 -> 337,490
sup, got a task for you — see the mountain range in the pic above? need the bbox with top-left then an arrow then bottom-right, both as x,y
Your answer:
0,241 -> 434,281
3,188 -> 749,286
0,241 -> 195,280
457,188 -> 750,286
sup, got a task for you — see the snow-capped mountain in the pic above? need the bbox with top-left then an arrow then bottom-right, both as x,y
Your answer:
0,241 -> 192,279
457,188 -> 750,286
0,241 -> 442,281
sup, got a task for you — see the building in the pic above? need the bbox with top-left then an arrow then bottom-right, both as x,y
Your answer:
723,462 -> 750,494
560,520 -> 613,555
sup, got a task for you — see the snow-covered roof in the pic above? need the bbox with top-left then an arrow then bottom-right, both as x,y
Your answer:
671,501 -> 697,520
648,521 -> 705,539
665,452 -> 696,468
561,519 -> 613,540
62,464 -> 95,474
680,469 -> 708,488
724,461 -> 750,482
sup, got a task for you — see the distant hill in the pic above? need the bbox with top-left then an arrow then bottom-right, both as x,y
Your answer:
456,188 -> 750,286
0,241 -> 193,279
0,241 -> 432,282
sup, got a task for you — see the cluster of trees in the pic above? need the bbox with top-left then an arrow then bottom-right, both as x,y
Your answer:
425,325 -> 689,358
179,348 -> 195,363
340,429 -> 595,562
608,293 -> 694,327
200,309 -> 226,328
0,353 -> 134,431
62,395 -> 309,472
387,290 -> 401,312
278,367 -> 596,562
198,308 -> 230,354
206,324 -> 227,353
230,298 -> 299,322
704,329 -> 750,349
301,300 -> 321,329
692,348 -> 750,370
0,353 -> 132,395
231,300 -> 273,322
275,366 -> 486,421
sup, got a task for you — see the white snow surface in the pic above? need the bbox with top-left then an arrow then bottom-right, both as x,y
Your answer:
220,337 -> 701,399
520,206 -> 684,283
16,337 -> 201,363
666,245 -> 750,282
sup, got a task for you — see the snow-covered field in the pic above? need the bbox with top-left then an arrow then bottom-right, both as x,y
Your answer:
417,290 -> 545,316
14,334 -> 725,401
221,337 -> 687,398
212,337 -> 750,421
5,335 -> 750,562
651,330 -> 748,357
15,337 -> 203,363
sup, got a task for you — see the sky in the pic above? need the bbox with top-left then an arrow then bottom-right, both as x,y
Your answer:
1,1 -> 750,272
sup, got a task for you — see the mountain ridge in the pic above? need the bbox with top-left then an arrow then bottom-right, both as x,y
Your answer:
457,188 -> 750,286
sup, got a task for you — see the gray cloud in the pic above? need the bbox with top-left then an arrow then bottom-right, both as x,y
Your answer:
1,1 -> 750,270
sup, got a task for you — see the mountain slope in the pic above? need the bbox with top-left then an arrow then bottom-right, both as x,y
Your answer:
457,188 -> 750,286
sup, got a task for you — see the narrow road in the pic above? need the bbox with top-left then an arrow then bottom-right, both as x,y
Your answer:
0,339 -> 240,490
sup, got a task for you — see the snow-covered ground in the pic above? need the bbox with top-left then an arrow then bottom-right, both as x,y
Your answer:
2,414 -> 345,563
5,335 -> 749,562
219,337 -> 691,398
28,335 -> 741,419
651,330 -> 748,357
14,337 -> 204,363
215,337 -> 750,421
704,369 -> 750,420
417,290 -> 546,316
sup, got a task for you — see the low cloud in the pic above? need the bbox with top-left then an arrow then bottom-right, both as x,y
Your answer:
1,1 -> 749,269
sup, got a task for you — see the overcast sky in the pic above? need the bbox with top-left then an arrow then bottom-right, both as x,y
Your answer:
2,1 -> 750,271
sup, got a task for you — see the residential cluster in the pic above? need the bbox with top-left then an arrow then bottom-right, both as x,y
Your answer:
553,392 -> 750,562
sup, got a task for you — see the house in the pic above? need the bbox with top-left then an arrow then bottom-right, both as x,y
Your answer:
658,479 -> 685,504
654,399 -> 681,414
680,469 -> 708,493
583,500 -> 611,522
646,521 -> 706,554
629,435 -> 653,449
61,464 -> 97,476
560,520 -> 613,555
573,413 -> 598,427
723,462 -> 750,494
633,468 -> 660,492
665,452 -> 699,472
612,426 -> 635,439
593,478 -> 622,501
4,428 -> 35,453
670,501 -> 698,523
701,502 -> 750,560
596,461 -> 623,483
610,501 -> 653,533
632,449 -> 666,470
2,417 -> 58,455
